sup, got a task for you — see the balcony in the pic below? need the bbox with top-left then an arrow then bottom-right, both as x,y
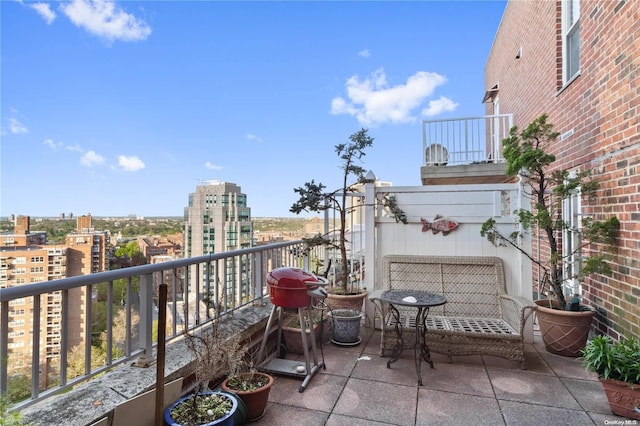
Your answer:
0,160 -> 627,425
421,114 -> 512,185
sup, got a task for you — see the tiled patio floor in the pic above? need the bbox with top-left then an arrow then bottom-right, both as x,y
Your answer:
254,327 -> 629,425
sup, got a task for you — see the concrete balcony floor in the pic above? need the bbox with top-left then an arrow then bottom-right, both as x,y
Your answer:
254,327 -> 627,426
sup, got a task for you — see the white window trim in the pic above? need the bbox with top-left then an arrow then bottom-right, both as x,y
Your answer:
562,0 -> 581,83
562,180 -> 582,298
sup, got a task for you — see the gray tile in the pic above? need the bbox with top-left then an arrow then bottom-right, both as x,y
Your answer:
333,378 -> 417,425
419,362 -> 494,398
483,351 -> 553,375
256,327 -> 604,425
316,341 -> 362,377
351,351 -> 424,386
267,374 -> 347,412
417,389 -> 505,426
489,369 -> 582,409
256,402 -> 329,425
561,378 -> 612,415
499,400 -> 595,426
326,413 -> 392,426
535,348 -> 598,381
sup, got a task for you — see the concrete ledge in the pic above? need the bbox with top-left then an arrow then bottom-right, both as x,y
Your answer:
20,302 -> 274,426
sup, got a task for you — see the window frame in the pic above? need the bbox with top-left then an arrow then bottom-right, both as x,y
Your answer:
562,181 -> 582,298
562,0 -> 581,83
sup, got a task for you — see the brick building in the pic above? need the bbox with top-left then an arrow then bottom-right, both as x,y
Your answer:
484,0 -> 639,339
0,214 -> 107,388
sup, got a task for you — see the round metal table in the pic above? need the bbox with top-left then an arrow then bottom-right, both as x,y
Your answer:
379,290 -> 447,385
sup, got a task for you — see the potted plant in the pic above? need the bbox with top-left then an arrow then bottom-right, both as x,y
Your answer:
220,369 -> 274,422
165,315 -> 273,425
481,114 -> 619,357
280,308 -> 325,355
582,335 -> 640,420
290,129 -> 407,311
290,128 -> 373,308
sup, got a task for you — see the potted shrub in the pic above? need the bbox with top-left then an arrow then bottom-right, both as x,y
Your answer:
290,129 -> 407,346
582,335 -> 640,420
221,370 -> 274,422
165,315 -> 272,425
290,128 -> 407,311
481,114 -> 619,356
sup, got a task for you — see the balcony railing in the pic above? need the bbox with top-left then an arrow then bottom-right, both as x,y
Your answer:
0,240 -> 321,410
422,114 -> 513,166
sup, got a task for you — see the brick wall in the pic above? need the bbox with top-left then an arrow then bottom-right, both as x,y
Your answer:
485,0 -> 639,339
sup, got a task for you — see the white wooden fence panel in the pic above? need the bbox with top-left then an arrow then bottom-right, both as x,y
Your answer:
369,183 -> 532,301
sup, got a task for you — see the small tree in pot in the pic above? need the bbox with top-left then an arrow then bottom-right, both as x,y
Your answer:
290,128 -> 407,297
481,114 -> 619,308
480,114 -> 619,356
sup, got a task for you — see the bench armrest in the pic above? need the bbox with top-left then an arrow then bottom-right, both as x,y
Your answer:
499,294 -> 537,335
368,289 -> 385,302
368,290 -> 389,330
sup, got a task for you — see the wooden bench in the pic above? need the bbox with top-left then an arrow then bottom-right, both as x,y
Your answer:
370,255 -> 536,369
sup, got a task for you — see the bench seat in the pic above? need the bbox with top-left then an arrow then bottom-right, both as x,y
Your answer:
370,255 -> 536,368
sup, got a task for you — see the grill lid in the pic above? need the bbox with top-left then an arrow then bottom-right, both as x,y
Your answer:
267,267 -> 322,289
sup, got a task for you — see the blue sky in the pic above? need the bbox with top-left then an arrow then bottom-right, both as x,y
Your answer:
1,0 -> 506,218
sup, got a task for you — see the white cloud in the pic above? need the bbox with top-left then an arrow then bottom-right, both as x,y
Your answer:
8,117 -> 28,134
60,0 -> 152,43
422,96 -> 458,117
44,139 -> 85,152
246,133 -> 263,143
65,144 -> 83,152
117,155 -> 145,171
205,161 -> 223,171
358,49 -> 370,58
330,68 -> 453,125
43,139 -> 63,150
81,150 -> 106,167
30,2 -> 56,24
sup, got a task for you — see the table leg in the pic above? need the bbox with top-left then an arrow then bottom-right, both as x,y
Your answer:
386,304 -> 404,369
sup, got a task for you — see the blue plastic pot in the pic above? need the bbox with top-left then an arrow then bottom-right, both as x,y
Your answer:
164,391 -> 238,426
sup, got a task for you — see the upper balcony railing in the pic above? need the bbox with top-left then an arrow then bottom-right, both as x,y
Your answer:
0,240 -> 322,410
422,114 -> 513,166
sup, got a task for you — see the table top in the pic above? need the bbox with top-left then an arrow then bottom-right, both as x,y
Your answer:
379,290 -> 447,308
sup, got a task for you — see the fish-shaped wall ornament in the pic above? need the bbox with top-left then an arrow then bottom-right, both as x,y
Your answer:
421,215 -> 459,236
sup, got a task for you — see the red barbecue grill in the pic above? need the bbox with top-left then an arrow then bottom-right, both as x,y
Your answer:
257,267 -> 328,392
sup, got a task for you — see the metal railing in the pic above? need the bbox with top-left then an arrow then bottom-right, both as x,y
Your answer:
422,114 -> 513,166
0,240 -> 316,409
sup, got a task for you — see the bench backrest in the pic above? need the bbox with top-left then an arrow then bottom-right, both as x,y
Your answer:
381,255 -> 507,318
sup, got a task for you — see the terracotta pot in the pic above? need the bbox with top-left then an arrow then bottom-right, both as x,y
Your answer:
600,378 -> 640,420
534,299 -> 595,357
282,323 -> 321,355
221,372 -> 274,421
325,290 -> 367,311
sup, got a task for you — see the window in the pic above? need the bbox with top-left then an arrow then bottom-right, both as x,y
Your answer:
562,183 -> 582,297
563,0 -> 580,82
30,256 -> 44,263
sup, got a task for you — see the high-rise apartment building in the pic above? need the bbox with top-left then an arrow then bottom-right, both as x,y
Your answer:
0,214 -> 107,389
347,180 -> 393,228
183,181 -> 252,314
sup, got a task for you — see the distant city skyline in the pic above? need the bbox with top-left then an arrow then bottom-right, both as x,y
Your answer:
1,0 -> 506,218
